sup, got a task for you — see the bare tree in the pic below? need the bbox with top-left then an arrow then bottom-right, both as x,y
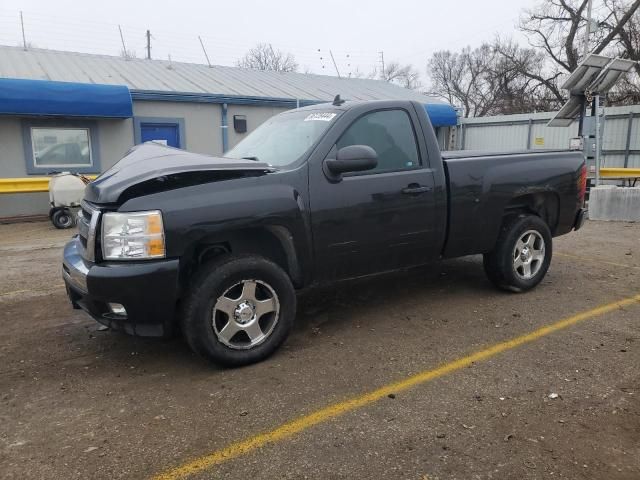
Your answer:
119,48 -> 137,60
237,43 -> 298,73
519,0 -> 640,96
520,0 -> 590,72
493,38 -> 565,107
429,48 -> 482,117
428,40 -> 556,117
378,62 -> 423,90
602,0 -> 640,102
350,67 -> 379,80
429,0 -> 640,116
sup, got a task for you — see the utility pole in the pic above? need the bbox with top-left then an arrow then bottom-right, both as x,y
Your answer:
329,50 -> 341,78
20,11 -> 27,50
583,0 -> 594,57
198,36 -> 212,67
378,51 -> 385,79
118,25 -> 128,58
146,30 -> 151,60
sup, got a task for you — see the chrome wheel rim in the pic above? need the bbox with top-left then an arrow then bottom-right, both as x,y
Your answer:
212,279 -> 280,350
513,230 -> 545,280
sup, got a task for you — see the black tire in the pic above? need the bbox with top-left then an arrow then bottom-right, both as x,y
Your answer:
51,208 -> 75,229
181,255 -> 296,366
483,214 -> 552,293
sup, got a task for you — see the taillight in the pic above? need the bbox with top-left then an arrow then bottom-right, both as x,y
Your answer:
577,164 -> 587,205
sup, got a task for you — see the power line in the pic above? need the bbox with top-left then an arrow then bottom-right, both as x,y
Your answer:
0,10 -> 381,75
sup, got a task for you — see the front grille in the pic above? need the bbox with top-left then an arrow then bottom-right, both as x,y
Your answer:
77,208 -> 90,246
78,201 -> 101,262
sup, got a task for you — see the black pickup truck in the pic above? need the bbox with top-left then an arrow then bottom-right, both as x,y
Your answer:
63,99 -> 587,366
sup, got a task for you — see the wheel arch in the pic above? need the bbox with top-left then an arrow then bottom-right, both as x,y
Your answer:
186,226 -> 303,289
502,191 -> 560,234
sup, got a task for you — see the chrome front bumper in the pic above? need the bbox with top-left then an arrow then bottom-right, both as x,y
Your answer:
62,238 -> 90,292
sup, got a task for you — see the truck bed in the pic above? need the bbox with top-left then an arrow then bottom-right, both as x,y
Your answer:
441,149 -> 584,259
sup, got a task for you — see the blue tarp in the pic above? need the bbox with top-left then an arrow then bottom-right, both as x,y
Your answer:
0,78 -> 132,118
424,103 -> 458,127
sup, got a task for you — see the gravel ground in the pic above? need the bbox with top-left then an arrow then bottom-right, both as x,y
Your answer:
0,220 -> 638,480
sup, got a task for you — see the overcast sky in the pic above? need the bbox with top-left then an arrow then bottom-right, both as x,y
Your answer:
1,0 -> 535,80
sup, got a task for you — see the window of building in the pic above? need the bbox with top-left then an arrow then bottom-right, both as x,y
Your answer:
336,109 -> 421,173
31,127 -> 92,168
22,121 -> 100,174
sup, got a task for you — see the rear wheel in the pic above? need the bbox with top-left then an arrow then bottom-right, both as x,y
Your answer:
483,214 -> 552,292
181,255 -> 296,366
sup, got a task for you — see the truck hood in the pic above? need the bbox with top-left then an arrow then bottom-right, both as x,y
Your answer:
84,143 -> 275,204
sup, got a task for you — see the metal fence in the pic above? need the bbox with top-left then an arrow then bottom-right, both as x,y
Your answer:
454,104 -> 640,169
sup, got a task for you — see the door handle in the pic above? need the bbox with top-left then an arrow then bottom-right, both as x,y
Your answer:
401,185 -> 432,195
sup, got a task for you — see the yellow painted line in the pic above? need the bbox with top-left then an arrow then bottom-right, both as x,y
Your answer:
555,251 -> 640,270
151,293 -> 640,480
0,175 -> 97,194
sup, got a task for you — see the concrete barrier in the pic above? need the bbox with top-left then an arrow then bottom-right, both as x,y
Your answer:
589,185 -> 640,222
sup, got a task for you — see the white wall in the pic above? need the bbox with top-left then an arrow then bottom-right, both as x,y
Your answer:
98,118 -> 134,170
0,117 -> 26,177
133,101 -> 222,155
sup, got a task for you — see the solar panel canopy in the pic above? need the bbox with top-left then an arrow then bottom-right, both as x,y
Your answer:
548,54 -> 639,127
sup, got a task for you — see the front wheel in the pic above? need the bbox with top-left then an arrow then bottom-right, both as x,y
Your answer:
181,255 -> 296,366
483,214 -> 552,293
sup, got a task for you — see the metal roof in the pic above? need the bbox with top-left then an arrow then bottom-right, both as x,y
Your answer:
0,45 -> 445,105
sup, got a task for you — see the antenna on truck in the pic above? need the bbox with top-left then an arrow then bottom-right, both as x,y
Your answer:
332,94 -> 345,106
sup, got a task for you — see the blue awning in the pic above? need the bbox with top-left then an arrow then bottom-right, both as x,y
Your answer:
424,103 -> 458,127
0,78 -> 133,118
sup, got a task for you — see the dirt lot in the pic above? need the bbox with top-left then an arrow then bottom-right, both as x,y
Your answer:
1,220 -> 639,480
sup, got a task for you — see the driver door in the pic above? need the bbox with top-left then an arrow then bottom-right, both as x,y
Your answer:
309,108 -> 440,281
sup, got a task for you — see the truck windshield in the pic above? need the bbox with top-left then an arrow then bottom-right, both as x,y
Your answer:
225,110 -> 340,167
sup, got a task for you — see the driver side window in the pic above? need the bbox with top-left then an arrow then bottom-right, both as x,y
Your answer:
336,109 -> 420,173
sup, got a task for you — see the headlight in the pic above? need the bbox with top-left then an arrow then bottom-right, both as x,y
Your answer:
102,210 -> 165,260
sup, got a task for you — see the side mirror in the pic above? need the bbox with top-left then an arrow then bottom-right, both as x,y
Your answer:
324,145 -> 378,180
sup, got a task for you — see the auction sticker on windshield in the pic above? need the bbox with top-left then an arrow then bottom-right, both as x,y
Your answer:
304,113 -> 337,122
